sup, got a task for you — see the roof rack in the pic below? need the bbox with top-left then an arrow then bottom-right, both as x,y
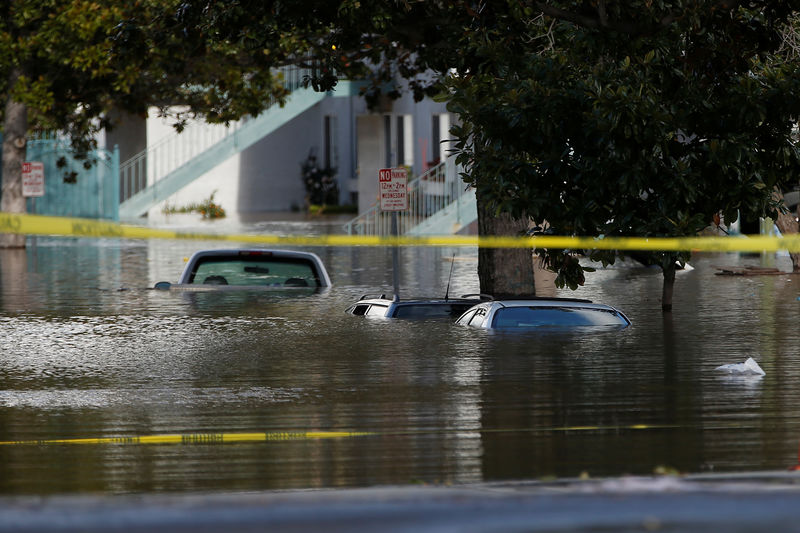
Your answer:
498,296 -> 593,303
358,293 -> 388,300
459,293 -> 494,301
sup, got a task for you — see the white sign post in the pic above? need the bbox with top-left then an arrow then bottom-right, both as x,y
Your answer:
379,167 -> 408,301
22,162 -> 45,198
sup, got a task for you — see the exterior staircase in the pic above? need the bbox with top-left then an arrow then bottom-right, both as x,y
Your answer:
118,67 -> 348,220
343,157 -> 477,236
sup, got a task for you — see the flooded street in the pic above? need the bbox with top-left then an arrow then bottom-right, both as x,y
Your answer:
1,215 -> 799,495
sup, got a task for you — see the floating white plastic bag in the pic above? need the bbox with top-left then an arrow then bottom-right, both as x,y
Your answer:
715,357 -> 765,376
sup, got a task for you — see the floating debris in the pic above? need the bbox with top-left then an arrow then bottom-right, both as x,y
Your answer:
714,265 -> 789,276
715,357 -> 766,376
714,266 -> 785,276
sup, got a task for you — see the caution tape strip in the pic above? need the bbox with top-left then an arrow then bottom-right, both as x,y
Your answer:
0,425 -> 689,446
0,431 -> 374,446
2,212 -> 800,252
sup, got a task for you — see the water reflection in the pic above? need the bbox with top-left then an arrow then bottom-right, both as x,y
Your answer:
0,223 -> 799,494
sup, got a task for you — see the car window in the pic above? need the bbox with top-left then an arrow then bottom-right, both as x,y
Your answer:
188,257 -> 321,287
491,306 -> 628,328
348,304 -> 370,316
456,310 -> 476,325
394,304 -> 472,319
468,309 -> 486,327
365,304 -> 389,317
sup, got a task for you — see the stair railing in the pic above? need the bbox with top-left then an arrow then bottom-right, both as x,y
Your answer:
343,157 -> 470,235
119,64 -> 315,203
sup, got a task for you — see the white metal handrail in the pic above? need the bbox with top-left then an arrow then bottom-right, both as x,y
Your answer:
343,157 -> 471,235
119,65 -> 314,202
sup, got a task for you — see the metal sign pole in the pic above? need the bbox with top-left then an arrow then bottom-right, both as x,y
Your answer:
391,211 -> 400,301
30,197 -> 37,253
379,167 -> 407,303
23,162 -> 44,252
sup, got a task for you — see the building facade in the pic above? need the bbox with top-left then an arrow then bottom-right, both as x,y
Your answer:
107,81 -> 455,221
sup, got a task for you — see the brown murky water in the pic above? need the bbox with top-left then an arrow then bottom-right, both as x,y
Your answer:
1,216 -> 799,494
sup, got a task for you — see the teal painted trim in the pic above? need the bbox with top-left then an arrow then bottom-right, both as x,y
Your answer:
21,136 -> 120,220
119,87 -> 330,219
332,80 -> 367,97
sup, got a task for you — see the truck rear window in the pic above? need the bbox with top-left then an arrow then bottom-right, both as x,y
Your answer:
188,257 -> 321,287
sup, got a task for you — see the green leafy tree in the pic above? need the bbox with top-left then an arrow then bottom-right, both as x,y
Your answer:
0,0 -> 341,247
772,14 -> 800,272
294,0 -> 800,307
441,1 -> 800,309
1,0 -> 136,247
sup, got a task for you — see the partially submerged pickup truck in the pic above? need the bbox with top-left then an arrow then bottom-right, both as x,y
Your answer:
154,249 -> 331,291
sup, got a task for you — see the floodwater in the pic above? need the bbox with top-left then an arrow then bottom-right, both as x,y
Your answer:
1,215 -> 799,495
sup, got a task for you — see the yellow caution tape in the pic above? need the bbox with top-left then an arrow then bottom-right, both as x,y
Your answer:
2,211 -> 800,252
0,431 -> 374,446
0,424 -> 690,446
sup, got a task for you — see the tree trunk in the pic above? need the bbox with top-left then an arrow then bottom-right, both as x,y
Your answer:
476,190 -> 535,298
773,190 -> 800,272
661,262 -> 676,312
1,69 -> 29,249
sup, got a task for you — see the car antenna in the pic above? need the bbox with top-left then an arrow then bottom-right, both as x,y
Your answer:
444,254 -> 456,301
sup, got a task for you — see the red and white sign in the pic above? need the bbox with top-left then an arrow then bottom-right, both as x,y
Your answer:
379,167 -> 408,211
22,161 -> 45,197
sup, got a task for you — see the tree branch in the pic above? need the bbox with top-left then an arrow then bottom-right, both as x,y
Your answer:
597,0 -> 608,28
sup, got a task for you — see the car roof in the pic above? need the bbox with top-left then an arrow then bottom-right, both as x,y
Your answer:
465,297 -> 590,306
352,294 -> 491,305
347,294 -> 491,319
184,249 -> 326,261
491,298 -> 614,309
462,298 -> 631,315
458,298 -> 631,327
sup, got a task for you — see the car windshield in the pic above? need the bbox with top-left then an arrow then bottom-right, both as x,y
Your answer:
188,257 -> 321,287
491,306 -> 629,328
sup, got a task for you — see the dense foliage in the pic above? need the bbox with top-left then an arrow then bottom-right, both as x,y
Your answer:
0,1 -> 135,162
439,1 -> 800,303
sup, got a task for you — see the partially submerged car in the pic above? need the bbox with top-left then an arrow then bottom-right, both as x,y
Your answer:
346,294 -> 492,319
154,249 -> 331,291
455,298 -> 631,330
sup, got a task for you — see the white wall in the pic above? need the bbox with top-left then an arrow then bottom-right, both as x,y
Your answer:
237,108 -> 320,212
352,89 -> 452,214
145,108 -> 241,217
356,115 -> 384,213
137,84 -> 451,218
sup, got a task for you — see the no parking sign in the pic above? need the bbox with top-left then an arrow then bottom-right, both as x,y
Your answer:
22,162 -> 45,197
379,167 -> 408,211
